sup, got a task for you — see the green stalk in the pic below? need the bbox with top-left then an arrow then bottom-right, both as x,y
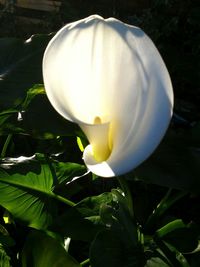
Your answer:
1,134 -> 12,158
117,176 -> 134,218
0,177 -> 76,208
44,155 -> 76,207
51,192 -> 76,207
80,258 -> 90,266
154,237 -> 189,267
144,189 -> 187,232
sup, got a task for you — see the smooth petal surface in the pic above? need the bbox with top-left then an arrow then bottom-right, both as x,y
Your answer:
43,15 -> 173,177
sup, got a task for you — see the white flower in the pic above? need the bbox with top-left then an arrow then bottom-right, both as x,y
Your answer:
43,15 -> 173,177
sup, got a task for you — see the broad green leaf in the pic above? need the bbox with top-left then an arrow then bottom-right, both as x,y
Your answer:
53,161 -> 87,198
99,191 -> 138,247
156,220 -> 198,253
0,109 -> 19,126
21,84 -> 45,110
50,193 -> 113,241
0,155 -> 84,229
22,230 -> 80,267
164,228 -> 198,253
0,89 -> 78,138
156,219 -> 186,238
76,192 -> 114,217
0,235 -> 15,248
145,257 -> 170,267
154,237 -> 190,267
21,93 -> 78,138
51,207 -> 103,242
54,161 -> 87,185
0,35 -> 52,112
0,109 -> 24,135
0,35 -> 78,137
144,248 -> 171,267
51,190 -> 139,248
0,225 -> 15,267
0,158 -> 56,229
0,246 -> 11,267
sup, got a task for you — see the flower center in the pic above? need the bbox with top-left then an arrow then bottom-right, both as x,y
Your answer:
94,116 -> 101,124
92,116 -> 111,162
80,116 -> 112,162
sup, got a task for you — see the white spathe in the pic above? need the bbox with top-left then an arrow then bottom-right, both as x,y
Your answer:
43,15 -> 173,177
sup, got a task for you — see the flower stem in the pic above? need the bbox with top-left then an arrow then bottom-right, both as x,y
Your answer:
52,192 -> 76,207
80,258 -> 90,266
144,189 -> 187,232
1,134 -> 12,158
117,176 -> 134,218
154,237 -> 188,267
44,155 -> 76,207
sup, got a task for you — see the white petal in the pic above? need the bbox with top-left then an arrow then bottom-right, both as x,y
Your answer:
43,15 -> 173,177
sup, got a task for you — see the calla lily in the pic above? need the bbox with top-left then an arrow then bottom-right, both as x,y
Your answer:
43,15 -> 173,177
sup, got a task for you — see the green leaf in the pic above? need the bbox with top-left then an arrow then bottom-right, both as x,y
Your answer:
54,161 -> 87,185
0,224 -> 15,247
0,35 -> 52,112
21,93 -> 78,138
0,246 -> 11,267
156,220 -> 198,253
99,189 -> 138,247
22,230 -> 80,267
0,155 -> 57,229
77,192 -> 114,218
0,109 -> 24,135
53,162 -> 87,199
145,257 -> 170,267
156,219 -> 186,238
0,35 -> 79,137
0,91 -> 78,138
51,193 -> 113,242
0,35 -> 78,137
154,237 -> 190,267
51,207 -> 103,242
21,84 -> 45,110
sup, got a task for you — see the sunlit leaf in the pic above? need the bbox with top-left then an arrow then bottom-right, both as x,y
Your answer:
53,161 -> 87,199
76,137 -> 84,152
22,230 -> 80,267
0,246 -> 11,267
0,155 -> 57,229
54,161 -> 87,185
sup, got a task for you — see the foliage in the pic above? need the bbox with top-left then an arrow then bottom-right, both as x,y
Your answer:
0,1 -> 199,266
